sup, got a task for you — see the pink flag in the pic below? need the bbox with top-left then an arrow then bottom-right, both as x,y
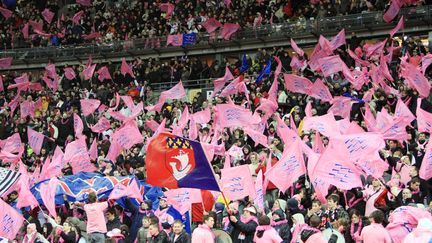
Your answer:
106,141 -> 122,162
290,38 -> 304,56
305,102 -> 313,118
0,75 -> 3,92
401,61 -> 431,98
221,165 -> 256,200
213,66 -> 234,96
345,121 -> 365,134
219,76 -> 241,97
254,170 -> 264,212
88,139 -> 98,161
312,131 -> 325,153
302,112 -> 340,138
290,55 -> 306,71
21,23 -> 29,39
395,98 -> 415,124
160,3 -> 175,18
108,183 -> 128,201
96,66 -> 112,81
389,16 -> 404,37
202,18 -> 222,33
421,54 -> 432,74
0,6 -> 12,19
224,0 -> 232,8
420,140 -> 432,180
166,34 -> 183,46
111,121 -> 143,149
366,39 -> 387,57
127,180 -> 144,203
120,58 -> 135,78
145,120 -> 161,132
311,144 -> 363,190
221,23 -> 240,40
192,108 -> 211,124
64,136 -> 96,173
45,63 -> 59,81
0,57 -> 12,69
16,176 -> 38,209
276,114 -> 299,145
72,10 -> 84,24
0,133 -> 22,154
355,158 -> 388,179
64,67 -> 76,80
243,126 -> 268,147
329,29 -> 346,50
76,0 -> 92,6
165,188 -> 202,215
20,100 -> 35,119
283,74 -> 312,95
383,0 -> 402,23
268,58 -> 281,103
215,103 -> 261,128
90,116 -> 110,133
160,80 -> 186,100
41,8 -> 54,24
347,49 -> 369,67
223,153 -> 231,169
318,55 -> 344,77
27,128 -> 44,155
328,96 -> 352,118
0,199 -> 24,239
308,78 -> 333,102
73,113 -> 84,138
28,20 -> 43,32
331,132 -> 385,162
83,63 -> 96,80
416,98 -> 432,134
188,118 -> 198,140
40,177 -> 59,217
40,146 -> 64,180
309,43 -> 330,71
80,99 -> 100,116
265,140 -> 306,192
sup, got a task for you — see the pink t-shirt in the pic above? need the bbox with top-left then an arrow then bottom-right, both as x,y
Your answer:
360,223 -> 392,243
253,227 -> 283,243
84,201 -> 108,234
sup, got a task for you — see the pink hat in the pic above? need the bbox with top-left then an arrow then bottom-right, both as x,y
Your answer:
107,228 -> 124,239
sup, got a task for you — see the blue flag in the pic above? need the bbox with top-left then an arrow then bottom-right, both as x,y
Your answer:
182,33 -> 197,46
256,59 -> 272,84
167,206 -> 191,234
239,54 -> 249,74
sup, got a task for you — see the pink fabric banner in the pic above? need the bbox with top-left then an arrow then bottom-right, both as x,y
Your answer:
64,67 -> 76,80
383,0 -> 402,23
192,108 -> 211,124
161,80 -> 186,100
394,98 -> 415,124
16,175 -> 39,209
221,165 -> 256,201
72,10 -> 84,24
127,180 -> 144,203
331,132 -> 385,162
219,76 -> 241,97
290,38 -> 304,56
308,78 -> 333,102
80,99 -> 100,116
120,58 -> 135,78
421,53 -> 432,74
215,103 -> 261,128
166,34 -> 183,46
83,63 -> 96,80
302,112 -> 340,138
22,23 -> 29,39
318,55 -> 344,77
0,199 -> 25,239
312,131 -> 325,153
76,0 -> 92,6
90,116 -> 110,133
265,140 -> 306,192
202,18 -> 222,33
108,183 -> 128,200
88,139 -> 98,161
212,66 -> 235,96
347,49 -> 369,66
165,188 -> 202,215
243,126 -> 269,147
73,113 -> 84,138
221,23 -> 240,40
417,98 -> 432,134
64,136 -> 96,173
401,61 -> 431,98
96,66 -> 112,81
254,170 -> 264,212
420,140 -> 432,180
283,74 -> 312,95
330,29 -> 346,50
20,100 -> 35,119
366,39 -> 387,57
40,177 -> 59,217
276,115 -> 299,145
106,141 -> 122,162
389,16 -> 404,37
41,8 -> 55,24
0,133 -> 22,154
40,146 -> 64,181
0,6 -> 12,19
27,128 -> 44,155
159,3 -> 175,18
111,121 -> 143,150
328,96 -> 352,118
0,57 -> 13,68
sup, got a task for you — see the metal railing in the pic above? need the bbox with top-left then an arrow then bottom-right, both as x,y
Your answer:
1,5 -> 431,62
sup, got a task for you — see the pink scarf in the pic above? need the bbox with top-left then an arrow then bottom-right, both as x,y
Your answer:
240,215 -> 258,225
290,223 -> 307,243
271,219 -> 288,227
23,233 -> 37,243
350,221 -> 362,242
198,224 -> 215,239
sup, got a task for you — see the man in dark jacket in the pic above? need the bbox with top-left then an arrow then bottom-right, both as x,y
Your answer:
170,220 -> 191,243
272,209 -> 291,242
229,206 -> 258,243
106,207 -> 122,231
149,222 -> 170,243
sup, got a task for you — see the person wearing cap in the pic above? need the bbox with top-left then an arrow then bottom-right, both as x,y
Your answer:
191,214 -> 216,243
155,196 -> 175,234
170,220 -> 191,243
229,206 -> 258,243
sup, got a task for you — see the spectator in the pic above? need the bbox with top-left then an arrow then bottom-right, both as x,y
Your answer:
191,214 -> 216,243
360,210 -> 392,243
253,215 -> 283,243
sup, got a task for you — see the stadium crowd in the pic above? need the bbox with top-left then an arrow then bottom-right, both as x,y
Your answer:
0,0 -> 400,49
2,1 -> 432,243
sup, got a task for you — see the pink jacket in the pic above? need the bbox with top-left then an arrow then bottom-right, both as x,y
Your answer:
191,224 -> 215,243
305,232 -> 328,243
253,226 -> 283,243
84,201 -> 108,234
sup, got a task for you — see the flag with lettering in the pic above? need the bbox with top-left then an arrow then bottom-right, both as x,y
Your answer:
383,0 -> 402,23
221,23 -> 240,40
254,170 -> 264,212
167,34 -> 183,46
16,175 -> 38,209
420,140 -> 432,180
108,183 -> 128,200
215,103 -> 261,128
90,116 -> 110,133
80,99 -> 100,116
0,199 -> 24,239
401,61 -> 431,98
395,98 -> 415,124
41,8 -> 54,24
265,140 -> 306,192
165,188 -> 202,215
182,33 -> 197,45
64,136 -> 96,173
366,39 -> 387,57
328,96 -> 352,118
329,29 -> 346,50
27,128 -> 44,155
212,66 -> 234,96
290,38 -> 304,56
243,126 -> 269,147
73,113 -> 84,138
96,66 -> 112,81
308,78 -> 333,102
120,58 -> 135,78
221,165 -> 255,201
331,132 -> 385,162
283,74 -> 312,95
160,3 -> 175,18
318,55 -> 344,77
161,80 -> 186,100
40,177 -> 59,217
416,98 -> 432,134
302,112 -> 340,138
0,133 -> 22,154
0,57 -> 12,69
311,143 -> 363,190
202,18 -> 222,33
64,67 -> 76,80
389,16 -> 404,37
111,121 -> 143,150
146,133 -> 220,191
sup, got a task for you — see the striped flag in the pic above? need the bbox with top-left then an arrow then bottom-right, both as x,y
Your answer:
0,168 -> 21,197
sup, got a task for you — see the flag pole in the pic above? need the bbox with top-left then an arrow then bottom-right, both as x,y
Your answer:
220,191 -> 232,216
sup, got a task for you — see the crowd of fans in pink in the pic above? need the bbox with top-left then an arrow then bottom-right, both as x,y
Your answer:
2,1 -> 432,243
0,0 -> 400,49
